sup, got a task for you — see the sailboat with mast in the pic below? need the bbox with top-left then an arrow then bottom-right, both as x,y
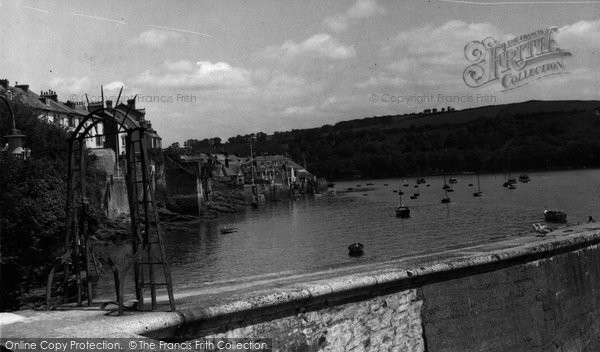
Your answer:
441,175 -> 451,203
442,174 -> 450,191
441,188 -> 450,203
473,173 -> 482,197
395,192 -> 410,218
410,184 -> 420,199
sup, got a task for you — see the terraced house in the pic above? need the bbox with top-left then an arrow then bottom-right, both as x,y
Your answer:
0,79 -> 162,162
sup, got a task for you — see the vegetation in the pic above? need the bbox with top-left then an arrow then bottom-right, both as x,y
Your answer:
0,102 -> 105,310
0,102 -> 69,310
174,101 -> 600,180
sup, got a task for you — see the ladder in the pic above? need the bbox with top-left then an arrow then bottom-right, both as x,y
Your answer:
46,139 -> 99,308
119,128 -> 175,313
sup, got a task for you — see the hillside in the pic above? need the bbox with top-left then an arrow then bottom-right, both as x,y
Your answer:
177,100 -> 600,180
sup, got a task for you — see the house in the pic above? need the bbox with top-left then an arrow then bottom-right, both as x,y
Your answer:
104,99 -> 162,157
0,79 -> 162,160
179,153 -> 245,184
244,155 -> 311,185
0,79 -> 102,149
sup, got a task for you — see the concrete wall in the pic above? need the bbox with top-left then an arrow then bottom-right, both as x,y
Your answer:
153,227 -> 600,352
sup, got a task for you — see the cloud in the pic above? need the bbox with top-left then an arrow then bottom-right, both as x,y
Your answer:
283,105 -> 315,115
262,34 -> 356,60
381,20 -> 506,58
48,76 -> 91,94
324,0 -> 385,32
324,15 -> 349,33
104,81 -> 124,91
356,20 -> 508,91
347,0 -> 385,18
163,60 -> 196,72
264,73 -> 311,96
132,60 -> 252,89
129,29 -> 182,48
355,75 -> 407,89
556,19 -> 600,50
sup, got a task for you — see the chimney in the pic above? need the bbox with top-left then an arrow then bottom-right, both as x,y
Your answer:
15,84 -> 29,93
87,101 -> 103,112
127,98 -> 136,110
106,100 -> 113,109
0,79 -> 8,89
40,89 -> 58,102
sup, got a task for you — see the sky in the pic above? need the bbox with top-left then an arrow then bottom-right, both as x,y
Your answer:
1,0 -> 600,145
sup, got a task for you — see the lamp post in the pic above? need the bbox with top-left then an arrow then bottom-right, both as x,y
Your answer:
1,96 -> 28,159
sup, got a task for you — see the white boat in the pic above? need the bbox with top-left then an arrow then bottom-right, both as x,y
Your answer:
220,227 -> 238,234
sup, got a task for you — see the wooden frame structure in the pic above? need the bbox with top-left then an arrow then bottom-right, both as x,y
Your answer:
46,90 -> 175,314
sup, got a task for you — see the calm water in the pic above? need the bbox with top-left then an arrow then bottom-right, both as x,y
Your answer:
159,169 -> 600,291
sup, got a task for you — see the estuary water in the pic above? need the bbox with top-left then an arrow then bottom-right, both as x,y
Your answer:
161,169 -> 600,291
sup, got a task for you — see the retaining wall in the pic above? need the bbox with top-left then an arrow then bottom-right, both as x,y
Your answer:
161,226 -> 600,351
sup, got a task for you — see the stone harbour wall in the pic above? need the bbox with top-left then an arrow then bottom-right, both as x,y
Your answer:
202,289 -> 424,352
420,243 -> 600,352
158,228 -> 600,352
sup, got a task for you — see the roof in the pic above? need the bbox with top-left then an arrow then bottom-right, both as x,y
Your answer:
115,103 -> 145,119
0,85 -> 87,117
253,155 -> 304,170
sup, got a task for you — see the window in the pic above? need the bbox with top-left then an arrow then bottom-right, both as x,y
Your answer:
96,136 -> 104,147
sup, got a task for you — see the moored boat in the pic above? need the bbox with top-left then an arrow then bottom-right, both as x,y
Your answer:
220,227 -> 238,234
544,210 -> 567,223
473,173 -> 483,197
348,242 -> 364,256
519,174 -> 530,183
396,192 -> 411,217
395,205 -> 410,218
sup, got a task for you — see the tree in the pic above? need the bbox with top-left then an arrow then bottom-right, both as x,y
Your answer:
0,101 -> 71,310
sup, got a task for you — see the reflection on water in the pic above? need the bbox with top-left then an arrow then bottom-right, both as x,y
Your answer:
163,169 -> 600,290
